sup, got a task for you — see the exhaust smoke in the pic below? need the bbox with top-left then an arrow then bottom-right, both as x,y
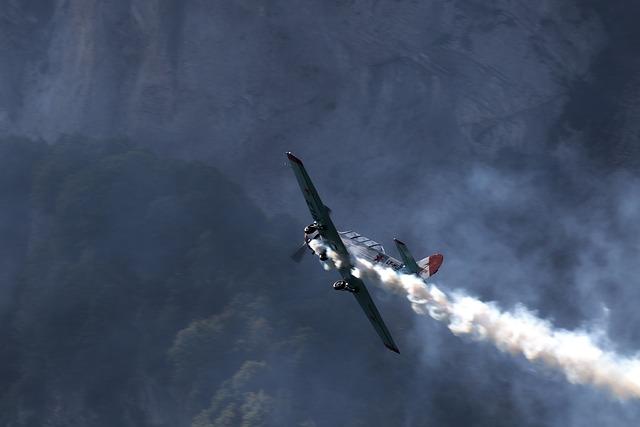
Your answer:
315,240 -> 640,399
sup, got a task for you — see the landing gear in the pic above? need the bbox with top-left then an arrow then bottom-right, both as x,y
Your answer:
333,280 -> 358,293
333,280 -> 346,290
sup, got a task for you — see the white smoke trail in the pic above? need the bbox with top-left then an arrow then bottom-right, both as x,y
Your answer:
312,240 -> 640,399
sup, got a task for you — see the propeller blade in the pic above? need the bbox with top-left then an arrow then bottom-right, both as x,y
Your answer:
291,242 -> 308,262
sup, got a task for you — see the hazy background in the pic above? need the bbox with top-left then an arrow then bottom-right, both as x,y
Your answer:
1,1 -> 639,426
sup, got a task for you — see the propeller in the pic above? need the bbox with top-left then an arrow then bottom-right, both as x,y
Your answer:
291,242 -> 308,262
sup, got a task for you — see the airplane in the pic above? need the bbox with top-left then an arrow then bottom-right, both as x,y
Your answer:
286,152 -> 443,353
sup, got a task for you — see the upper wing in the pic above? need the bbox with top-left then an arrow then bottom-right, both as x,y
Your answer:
348,275 -> 400,353
286,152 -> 350,262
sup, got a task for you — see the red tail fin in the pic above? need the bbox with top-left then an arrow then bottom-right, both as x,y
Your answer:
418,253 -> 444,278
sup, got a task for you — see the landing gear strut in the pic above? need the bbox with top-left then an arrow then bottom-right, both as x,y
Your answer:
333,280 -> 358,293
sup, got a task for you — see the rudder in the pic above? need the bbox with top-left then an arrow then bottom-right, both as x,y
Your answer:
417,253 -> 444,278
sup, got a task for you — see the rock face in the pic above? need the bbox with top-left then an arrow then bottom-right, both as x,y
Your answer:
8,1 -> 635,237
0,1 -> 605,166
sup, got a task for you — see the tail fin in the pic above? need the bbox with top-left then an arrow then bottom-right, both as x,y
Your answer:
393,239 -> 420,274
394,238 -> 443,278
417,253 -> 444,278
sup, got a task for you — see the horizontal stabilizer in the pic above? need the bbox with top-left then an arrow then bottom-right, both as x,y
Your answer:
393,238 -> 420,274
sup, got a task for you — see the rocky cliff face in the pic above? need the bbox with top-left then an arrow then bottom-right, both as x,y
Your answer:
0,1 -> 606,167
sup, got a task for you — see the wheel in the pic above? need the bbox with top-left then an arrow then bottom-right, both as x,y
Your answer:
333,280 -> 347,291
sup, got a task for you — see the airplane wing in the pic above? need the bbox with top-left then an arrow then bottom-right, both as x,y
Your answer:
286,152 -> 399,353
348,275 -> 400,353
286,152 -> 350,261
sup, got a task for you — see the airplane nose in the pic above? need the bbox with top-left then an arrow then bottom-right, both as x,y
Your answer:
429,254 -> 444,275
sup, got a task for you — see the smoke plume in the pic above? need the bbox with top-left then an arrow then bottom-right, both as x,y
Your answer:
313,240 -> 640,399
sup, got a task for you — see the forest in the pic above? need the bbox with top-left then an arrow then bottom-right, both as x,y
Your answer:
0,137 -> 439,427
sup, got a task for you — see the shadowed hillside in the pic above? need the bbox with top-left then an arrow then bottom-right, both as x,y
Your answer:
0,137 -> 317,426
2,137 -> 611,427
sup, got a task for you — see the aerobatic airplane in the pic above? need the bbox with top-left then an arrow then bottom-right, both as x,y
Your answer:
287,152 -> 443,353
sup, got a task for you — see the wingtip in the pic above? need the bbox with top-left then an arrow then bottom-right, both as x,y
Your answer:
386,344 -> 400,354
393,238 -> 406,246
286,152 -> 303,164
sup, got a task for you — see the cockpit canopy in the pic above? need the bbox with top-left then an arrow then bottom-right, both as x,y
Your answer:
339,231 -> 385,253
